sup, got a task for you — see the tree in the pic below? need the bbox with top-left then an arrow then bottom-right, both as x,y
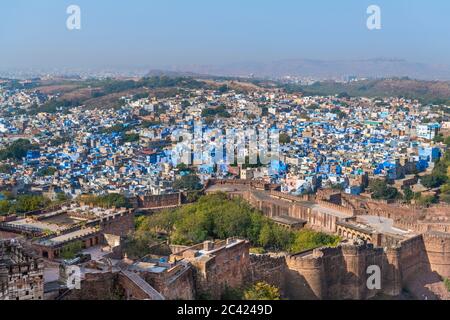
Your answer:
434,134 -> 445,143
279,133 -> 291,145
181,100 -> 191,108
440,191 -> 450,204
60,241 -> 84,260
421,174 -> 446,189
217,85 -> 229,94
415,194 -> 438,206
258,224 -> 275,249
136,193 -> 339,252
123,133 -> 140,143
173,175 -> 202,191
370,180 -> 399,200
37,166 -> 57,177
403,187 -> 414,201
444,278 -> 450,292
11,195 -> 51,213
56,193 -> 69,202
243,282 -> 281,300
0,164 -> 13,174
123,232 -> 171,259
186,191 -> 202,203
176,163 -> 193,173
330,108 -> 347,119
201,105 -> 231,118
290,229 -> 340,253
444,136 -> 450,147
0,139 -> 38,161
80,194 -> 131,208
0,200 -> 11,216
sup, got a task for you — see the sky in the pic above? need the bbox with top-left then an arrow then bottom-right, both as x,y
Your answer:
0,0 -> 450,71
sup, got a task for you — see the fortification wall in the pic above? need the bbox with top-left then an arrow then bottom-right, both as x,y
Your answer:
134,193 -> 181,209
383,247 -> 402,296
61,272 -> 122,300
285,244 -> 398,300
397,235 -> 428,283
239,191 -> 291,218
269,191 -> 313,202
340,244 -> 385,299
317,200 -> 355,216
143,264 -> 195,300
249,255 -> 287,294
117,272 -> 160,300
191,240 -> 251,299
423,232 -> 450,278
285,250 -> 325,300
99,211 -> 134,237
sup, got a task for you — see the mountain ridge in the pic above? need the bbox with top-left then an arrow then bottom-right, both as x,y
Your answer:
163,58 -> 450,81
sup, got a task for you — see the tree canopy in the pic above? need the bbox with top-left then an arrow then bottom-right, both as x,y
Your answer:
0,194 -> 51,215
370,180 -> 399,200
79,194 -> 131,209
243,282 -> 281,300
134,193 -> 340,252
173,175 -> 203,191
0,139 -> 37,161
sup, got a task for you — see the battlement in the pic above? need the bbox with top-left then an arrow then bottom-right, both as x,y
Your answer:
317,200 -> 355,216
424,231 -> 450,240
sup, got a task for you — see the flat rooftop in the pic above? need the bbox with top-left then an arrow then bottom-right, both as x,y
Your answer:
36,227 -> 97,247
40,213 -> 80,226
3,218 -> 65,232
337,220 -> 375,234
128,262 -> 168,273
357,215 -> 412,237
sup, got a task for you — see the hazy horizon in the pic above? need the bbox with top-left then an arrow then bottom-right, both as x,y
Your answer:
1,0 -> 450,73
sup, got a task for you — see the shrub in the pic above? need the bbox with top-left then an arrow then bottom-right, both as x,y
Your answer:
243,282 -> 281,300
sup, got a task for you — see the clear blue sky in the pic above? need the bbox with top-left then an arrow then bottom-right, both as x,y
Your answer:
0,0 -> 449,70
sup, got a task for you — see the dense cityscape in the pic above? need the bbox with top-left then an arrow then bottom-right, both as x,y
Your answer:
2,2 -> 450,311
1,75 -> 450,301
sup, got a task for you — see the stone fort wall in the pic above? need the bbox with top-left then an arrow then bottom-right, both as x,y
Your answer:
285,244 -> 390,300
249,255 -> 287,295
131,193 -> 182,209
142,264 -> 195,300
423,232 -> 450,278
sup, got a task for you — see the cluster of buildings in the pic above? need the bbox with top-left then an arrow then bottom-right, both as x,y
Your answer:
2,178 -> 450,300
1,82 -> 447,201
0,76 -> 448,202
1,78 -> 450,300
0,239 -> 44,300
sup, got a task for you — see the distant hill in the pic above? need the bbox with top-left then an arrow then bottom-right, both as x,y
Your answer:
21,76 -> 450,113
167,58 -> 450,81
283,78 -> 450,104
